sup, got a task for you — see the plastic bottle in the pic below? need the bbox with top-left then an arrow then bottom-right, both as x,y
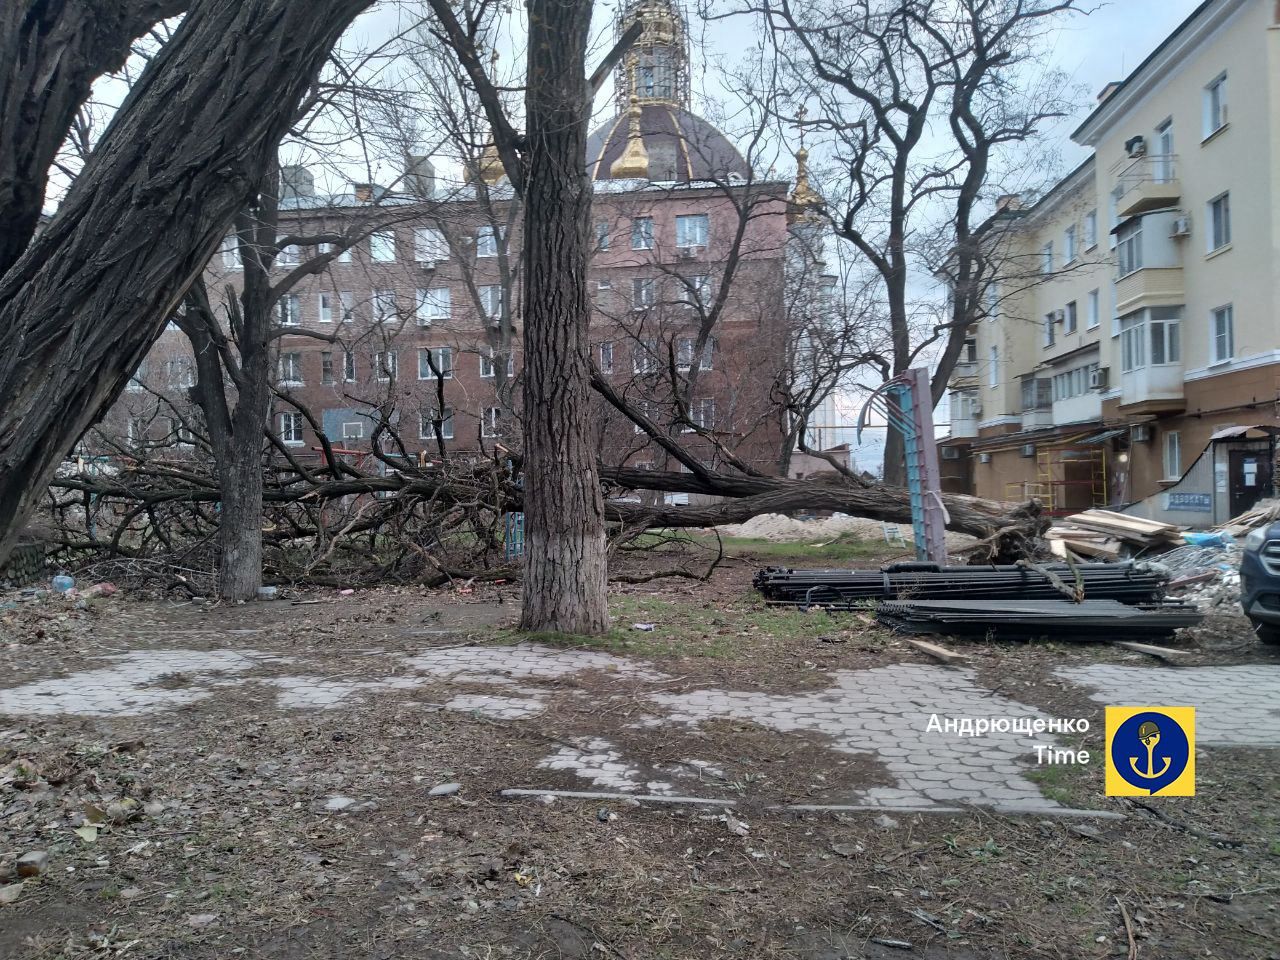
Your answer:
51,573 -> 75,593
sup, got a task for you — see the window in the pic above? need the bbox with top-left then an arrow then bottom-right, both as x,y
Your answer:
1084,210 -> 1098,250
278,412 -> 304,445
277,244 -> 300,267
1064,226 -> 1077,264
418,347 -> 453,380
689,397 -> 715,430
682,274 -> 710,307
1154,119 -> 1174,183
414,228 -> 448,262
1208,192 -> 1231,251
599,341 -> 614,374
374,350 -> 398,381
1149,307 -> 1181,365
318,292 -> 334,323
321,352 -> 335,384
480,349 -> 514,378
340,291 -> 355,323
478,284 -> 503,320
632,277 -> 656,310
1086,289 -> 1100,330
631,217 -> 654,250
595,220 -> 611,251
1116,218 -> 1143,277
988,346 -> 999,389
169,417 -> 195,447
1120,313 -> 1145,372
369,231 -> 396,262
1164,430 -> 1181,480
675,214 -> 709,249
166,358 -> 194,388
343,351 -> 356,382
127,417 -> 148,446
482,407 -> 500,438
278,294 -> 301,326
633,399 -> 653,433
961,337 -> 977,363
1021,377 -> 1051,411
372,289 -> 397,322
420,407 -> 454,440
278,351 -> 303,385
1108,187 -> 1122,249
336,243 -> 352,264
1040,242 -> 1053,274
676,337 -> 713,370
1064,301 -> 1077,335
1204,72 -> 1228,137
1211,304 -> 1234,363
476,225 -> 502,258
633,338 -> 658,374
220,234 -> 240,270
597,279 -> 612,291
342,421 -> 364,440
699,337 -> 715,371
416,287 -> 451,324
1043,312 -> 1056,347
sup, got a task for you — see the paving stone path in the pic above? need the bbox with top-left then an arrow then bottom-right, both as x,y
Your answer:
3,643 -> 1279,814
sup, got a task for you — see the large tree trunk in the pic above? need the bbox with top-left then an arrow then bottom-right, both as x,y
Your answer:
0,0 -> 372,566
0,0 -> 188,276
217,455 -> 266,599
518,0 -> 608,633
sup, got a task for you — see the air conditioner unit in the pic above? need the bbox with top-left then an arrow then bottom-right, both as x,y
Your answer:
941,446 -> 961,461
677,246 -> 700,259
1021,443 -> 1036,458
1055,309 -> 1066,324
1125,135 -> 1147,158
1170,216 -> 1191,238
979,453 -> 992,464
1089,366 -> 1109,390
1131,424 -> 1152,442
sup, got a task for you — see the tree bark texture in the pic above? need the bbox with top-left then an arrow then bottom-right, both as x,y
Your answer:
0,0 -> 188,276
518,0 -> 609,633
0,0 -> 372,565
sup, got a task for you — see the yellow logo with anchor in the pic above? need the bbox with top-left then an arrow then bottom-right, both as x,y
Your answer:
1105,706 -> 1196,797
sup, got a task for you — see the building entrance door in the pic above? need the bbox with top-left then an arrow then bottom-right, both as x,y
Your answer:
1228,448 -> 1274,518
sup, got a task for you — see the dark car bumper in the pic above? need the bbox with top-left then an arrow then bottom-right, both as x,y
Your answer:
1240,548 -> 1280,625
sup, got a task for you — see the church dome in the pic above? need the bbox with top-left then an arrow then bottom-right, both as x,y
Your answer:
586,103 -> 750,183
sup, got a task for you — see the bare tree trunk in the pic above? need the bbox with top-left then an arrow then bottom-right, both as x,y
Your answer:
518,0 -> 608,633
0,0 -> 372,566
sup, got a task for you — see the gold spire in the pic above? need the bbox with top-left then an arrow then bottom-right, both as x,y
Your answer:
789,146 -> 822,223
610,94 -> 650,180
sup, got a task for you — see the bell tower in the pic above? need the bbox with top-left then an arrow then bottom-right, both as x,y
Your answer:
614,0 -> 690,110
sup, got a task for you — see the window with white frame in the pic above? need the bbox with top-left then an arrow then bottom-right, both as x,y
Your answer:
369,231 -> 397,262
478,284 -> 503,319
1116,218 -> 1143,277
633,338 -> 658,374
1064,226 -> 1077,264
1084,210 -> 1098,249
632,277 -> 656,310
418,346 -> 453,380
1164,430 -> 1181,480
1043,312 -> 1056,348
597,278 -> 612,291
1108,187 -> 1122,249
1208,192 -> 1231,251
372,289 -> 396,322
1052,363 -> 1098,401
476,225 -> 502,258
321,351 -> 335,384
277,243 -> 300,267
340,291 -> 355,322
482,407 -> 500,438
420,407 -> 454,440
1086,289 -> 1100,330
166,358 -> 194,388
988,346 -> 998,388
414,227 -> 448,262
677,336 -> 697,369
1149,306 -> 1181,365
342,421 -> 364,440
1204,72 -> 1227,137
675,214 -> 709,249
278,412 -> 304,445
633,399 -> 653,433
681,274 -> 710,307
595,220 -> 611,251
631,217 -> 654,250
1040,242 -> 1053,274
699,337 -> 715,370
689,397 -> 715,430
1211,304 -> 1234,363
343,351 -> 356,382
480,349 -> 514,378
1064,301 -> 1077,335
374,350 -> 398,381
220,234 -> 240,270
278,351 -> 303,385
335,243 -> 352,263
1120,313 -> 1145,372
278,294 -> 301,326
599,341 -> 614,374
168,417 -> 195,447
318,292 -> 334,323
416,287 -> 450,324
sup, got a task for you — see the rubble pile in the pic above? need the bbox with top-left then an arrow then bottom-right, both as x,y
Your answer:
1158,540 -> 1242,612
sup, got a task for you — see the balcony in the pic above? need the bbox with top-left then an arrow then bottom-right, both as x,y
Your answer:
1115,264 -> 1184,314
950,415 -> 978,439
1021,407 -> 1054,430
1112,154 -> 1180,218
1119,363 -> 1185,414
950,358 -> 978,387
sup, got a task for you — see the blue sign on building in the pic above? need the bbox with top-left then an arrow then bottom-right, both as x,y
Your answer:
1165,492 -> 1212,512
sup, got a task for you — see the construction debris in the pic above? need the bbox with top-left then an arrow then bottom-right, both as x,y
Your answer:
1047,509 -> 1183,560
874,599 -> 1203,641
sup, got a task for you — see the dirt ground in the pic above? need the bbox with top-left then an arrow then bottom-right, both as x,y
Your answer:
1,541 -> 1278,960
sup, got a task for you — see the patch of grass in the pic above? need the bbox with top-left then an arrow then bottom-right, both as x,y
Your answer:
1025,753 -> 1097,807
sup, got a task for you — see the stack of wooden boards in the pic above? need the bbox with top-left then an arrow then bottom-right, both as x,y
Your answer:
1214,499 -> 1280,537
1046,509 -> 1183,560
